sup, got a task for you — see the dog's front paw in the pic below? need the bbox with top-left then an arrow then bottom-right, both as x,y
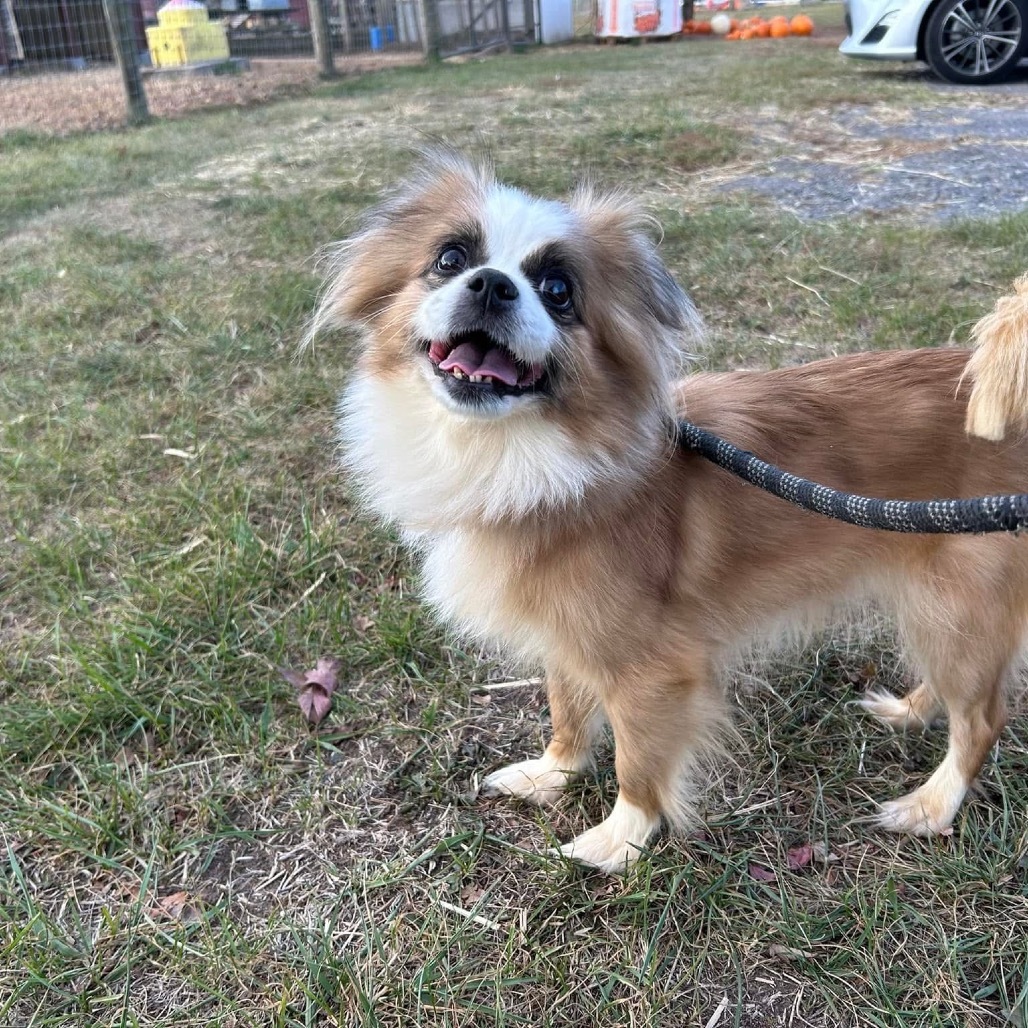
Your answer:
480,758 -> 574,806
558,797 -> 660,874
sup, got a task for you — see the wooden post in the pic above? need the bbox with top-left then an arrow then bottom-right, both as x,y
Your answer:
337,0 -> 353,51
307,0 -> 337,76
102,0 -> 148,125
498,0 -> 510,48
416,0 -> 440,58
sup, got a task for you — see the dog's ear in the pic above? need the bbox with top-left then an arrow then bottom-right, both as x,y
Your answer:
644,247 -> 701,335
571,186 -> 703,345
305,150 -> 490,348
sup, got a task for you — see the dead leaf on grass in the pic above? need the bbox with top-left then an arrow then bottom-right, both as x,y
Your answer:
459,885 -> 486,906
149,890 -> 200,923
786,843 -> 814,871
279,658 -> 341,725
768,943 -> 816,960
748,863 -> 777,883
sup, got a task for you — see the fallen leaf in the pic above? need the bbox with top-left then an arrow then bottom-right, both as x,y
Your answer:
353,615 -> 374,634
459,885 -> 486,905
748,863 -> 777,883
786,843 -> 814,871
280,658 -> 341,726
769,943 -> 815,960
149,890 -> 199,922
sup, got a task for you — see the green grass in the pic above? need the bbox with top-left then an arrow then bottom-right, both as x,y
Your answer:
3,11 -> 1028,1026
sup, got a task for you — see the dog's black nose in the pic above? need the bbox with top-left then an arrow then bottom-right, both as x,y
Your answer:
467,268 -> 519,311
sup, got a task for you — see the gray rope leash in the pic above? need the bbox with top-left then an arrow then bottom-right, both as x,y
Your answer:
677,420 -> 1028,534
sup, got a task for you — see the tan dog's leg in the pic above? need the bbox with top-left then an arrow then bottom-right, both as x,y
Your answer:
480,671 -> 602,806
877,590 -> 1013,835
561,670 -> 725,874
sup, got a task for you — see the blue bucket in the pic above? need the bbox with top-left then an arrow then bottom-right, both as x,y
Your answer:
369,25 -> 383,50
386,23 -> 395,42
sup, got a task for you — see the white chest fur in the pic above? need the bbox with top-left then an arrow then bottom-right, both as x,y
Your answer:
419,530 -> 550,661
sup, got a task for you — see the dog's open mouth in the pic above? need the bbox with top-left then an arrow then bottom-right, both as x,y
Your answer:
427,332 -> 548,397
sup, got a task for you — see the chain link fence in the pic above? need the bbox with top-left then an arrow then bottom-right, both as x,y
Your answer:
1,0 -> 584,136
0,0 -> 435,135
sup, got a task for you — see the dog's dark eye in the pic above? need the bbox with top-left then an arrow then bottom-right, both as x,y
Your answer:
435,246 -> 468,275
539,274 -> 572,311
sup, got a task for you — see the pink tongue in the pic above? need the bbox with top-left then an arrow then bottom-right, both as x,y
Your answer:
438,342 -> 520,387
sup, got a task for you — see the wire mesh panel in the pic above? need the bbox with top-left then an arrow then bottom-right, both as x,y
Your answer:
436,0 -> 530,54
0,0 -> 424,135
223,0 -> 423,59
0,0 -> 138,133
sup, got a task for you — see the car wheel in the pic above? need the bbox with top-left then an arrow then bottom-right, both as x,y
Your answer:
924,0 -> 1027,84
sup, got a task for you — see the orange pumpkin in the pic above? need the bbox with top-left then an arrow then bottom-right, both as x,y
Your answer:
740,27 -> 756,38
693,19 -> 712,33
725,29 -> 741,38
729,17 -> 740,30
790,13 -> 814,34
769,19 -> 791,36
754,21 -> 770,35
683,18 -> 695,32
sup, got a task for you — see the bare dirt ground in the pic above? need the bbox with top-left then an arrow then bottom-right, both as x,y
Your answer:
0,52 -> 420,136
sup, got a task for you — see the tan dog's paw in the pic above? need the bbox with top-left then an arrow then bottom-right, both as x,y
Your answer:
875,761 -> 966,837
480,758 -> 574,806
558,797 -> 660,874
858,690 -> 919,729
875,793 -> 956,836
857,685 -> 941,732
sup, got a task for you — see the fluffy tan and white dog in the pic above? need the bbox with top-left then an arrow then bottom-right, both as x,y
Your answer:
311,152 -> 1028,873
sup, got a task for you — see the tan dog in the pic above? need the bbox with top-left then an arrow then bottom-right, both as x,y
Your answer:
311,152 -> 1028,872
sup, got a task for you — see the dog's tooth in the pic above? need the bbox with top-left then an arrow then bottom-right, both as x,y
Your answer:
453,369 -> 465,379
470,374 -> 482,383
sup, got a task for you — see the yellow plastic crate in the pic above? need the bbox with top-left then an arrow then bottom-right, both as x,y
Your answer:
146,22 -> 229,67
157,5 -> 207,27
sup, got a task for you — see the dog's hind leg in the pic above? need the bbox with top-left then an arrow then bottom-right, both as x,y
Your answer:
560,666 -> 727,873
876,574 -> 1014,836
858,681 -> 944,732
480,669 -> 603,806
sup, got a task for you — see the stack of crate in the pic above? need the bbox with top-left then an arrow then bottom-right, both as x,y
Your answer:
146,0 -> 230,68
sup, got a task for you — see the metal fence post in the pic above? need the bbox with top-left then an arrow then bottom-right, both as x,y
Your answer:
102,0 -> 149,125
416,0 -> 440,59
523,0 -> 535,40
307,0 -> 337,76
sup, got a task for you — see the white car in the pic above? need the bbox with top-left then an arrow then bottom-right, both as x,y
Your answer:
840,0 -> 1027,83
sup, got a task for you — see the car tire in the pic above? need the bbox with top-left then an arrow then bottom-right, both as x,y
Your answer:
924,0 -> 1027,84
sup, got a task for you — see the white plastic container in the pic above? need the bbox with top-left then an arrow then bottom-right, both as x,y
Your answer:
537,0 -> 574,43
595,0 -> 681,39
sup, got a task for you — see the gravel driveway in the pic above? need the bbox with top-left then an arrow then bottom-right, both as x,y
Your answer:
723,98 -> 1028,222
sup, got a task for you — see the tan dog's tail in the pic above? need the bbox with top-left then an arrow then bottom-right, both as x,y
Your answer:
965,273 -> 1028,441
